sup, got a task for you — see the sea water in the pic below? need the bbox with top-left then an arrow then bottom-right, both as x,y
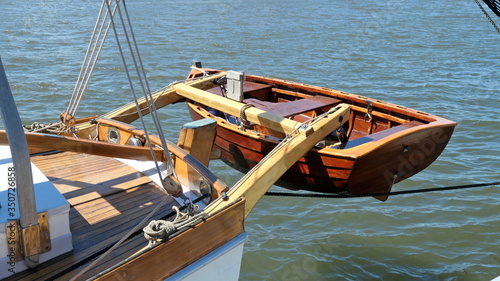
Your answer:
1,0 -> 499,280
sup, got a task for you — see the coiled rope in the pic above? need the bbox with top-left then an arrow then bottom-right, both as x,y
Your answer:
143,205 -> 200,246
264,181 -> 500,199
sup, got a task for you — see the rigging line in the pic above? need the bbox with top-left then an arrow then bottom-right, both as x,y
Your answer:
66,0 -> 105,117
67,3 -> 108,117
67,3 -> 118,118
48,194 -> 209,281
264,181 -> 500,199
102,0 -> 167,193
69,7 -> 114,115
102,73 -> 219,120
119,0 -> 177,179
474,0 -> 500,34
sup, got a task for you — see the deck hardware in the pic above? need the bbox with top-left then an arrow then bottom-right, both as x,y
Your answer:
226,71 -> 245,102
107,126 -> 120,143
197,178 -> 212,204
364,100 -> 373,123
403,145 -> 412,152
126,136 -> 142,146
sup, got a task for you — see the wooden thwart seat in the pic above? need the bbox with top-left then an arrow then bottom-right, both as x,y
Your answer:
243,95 -> 342,118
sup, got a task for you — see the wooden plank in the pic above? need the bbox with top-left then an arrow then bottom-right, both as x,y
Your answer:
91,72 -> 226,125
203,104 -> 350,218
94,198 -> 245,281
31,152 -> 152,205
7,152 -> 181,281
243,96 -> 341,118
173,83 -> 305,135
0,131 -> 165,162
57,235 -> 147,280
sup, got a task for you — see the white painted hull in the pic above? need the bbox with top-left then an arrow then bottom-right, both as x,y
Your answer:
167,232 -> 248,281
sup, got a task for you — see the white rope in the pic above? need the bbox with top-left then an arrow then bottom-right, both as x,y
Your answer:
118,0 -> 178,181
67,1 -> 197,279
143,205 -> 200,246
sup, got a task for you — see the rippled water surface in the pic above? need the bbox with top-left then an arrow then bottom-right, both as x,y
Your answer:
1,0 -> 499,280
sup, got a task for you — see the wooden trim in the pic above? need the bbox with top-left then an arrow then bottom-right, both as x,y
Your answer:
203,105 -> 350,218
87,72 -> 227,126
177,119 -> 217,167
85,119 -> 229,199
93,199 -> 245,281
0,130 -> 165,162
173,84 -> 305,135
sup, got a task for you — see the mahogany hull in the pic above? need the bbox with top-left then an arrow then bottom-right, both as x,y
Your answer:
189,104 -> 454,197
185,69 -> 456,198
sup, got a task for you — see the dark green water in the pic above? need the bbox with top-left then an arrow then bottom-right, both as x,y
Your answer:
1,0 -> 499,280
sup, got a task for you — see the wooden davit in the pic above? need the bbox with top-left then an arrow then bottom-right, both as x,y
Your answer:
181,66 -> 457,199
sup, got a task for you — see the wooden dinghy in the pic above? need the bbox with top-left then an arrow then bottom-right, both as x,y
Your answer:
181,66 -> 457,199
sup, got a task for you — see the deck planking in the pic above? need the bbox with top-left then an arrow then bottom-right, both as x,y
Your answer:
7,151 -> 181,281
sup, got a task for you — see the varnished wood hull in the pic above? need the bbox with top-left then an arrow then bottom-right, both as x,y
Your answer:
186,69 -> 456,198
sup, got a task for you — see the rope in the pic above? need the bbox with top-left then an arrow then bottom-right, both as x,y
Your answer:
66,1 -> 116,120
143,205 -> 199,246
264,181 -> 500,199
100,0 -> 182,198
49,194 -> 207,281
69,192 -> 172,281
143,220 -> 176,241
23,122 -> 68,135
239,103 -> 254,130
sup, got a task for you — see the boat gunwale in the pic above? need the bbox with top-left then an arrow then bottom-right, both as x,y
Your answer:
186,101 -> 456,159
191,68 -> 456,126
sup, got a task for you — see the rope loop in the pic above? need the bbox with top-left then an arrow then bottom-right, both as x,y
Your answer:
23,122 -> 70,135
143,204 -> 201,246
239,103 -> 254,131
143,220 -> 176,244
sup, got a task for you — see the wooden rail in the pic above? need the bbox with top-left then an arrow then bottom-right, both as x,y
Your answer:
173,84 -> 309,135
0,131 -> 165,162
202,104 -> 350,218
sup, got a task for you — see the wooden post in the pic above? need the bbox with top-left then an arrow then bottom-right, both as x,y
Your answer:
177,119 -> 217,167
0,57 -> 40,267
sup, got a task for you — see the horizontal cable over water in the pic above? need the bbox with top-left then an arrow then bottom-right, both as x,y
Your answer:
265,181 -> 500,199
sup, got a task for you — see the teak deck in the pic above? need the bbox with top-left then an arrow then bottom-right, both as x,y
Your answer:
7,151 -> 180,281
